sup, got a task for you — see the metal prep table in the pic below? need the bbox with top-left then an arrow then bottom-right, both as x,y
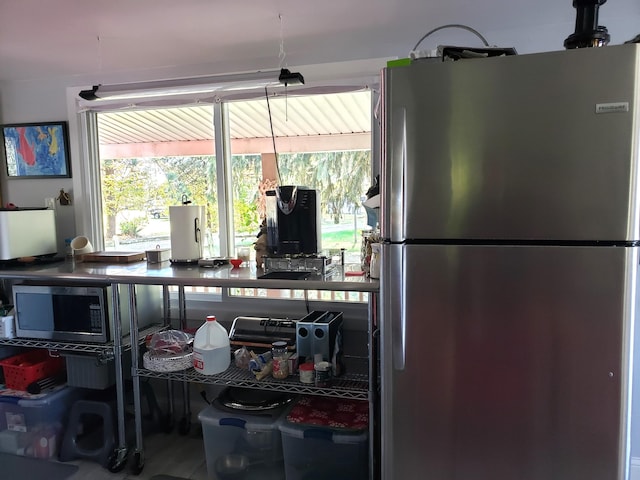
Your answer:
0,259 -> 379,477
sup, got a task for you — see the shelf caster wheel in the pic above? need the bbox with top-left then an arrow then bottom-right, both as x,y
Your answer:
130,450 -> 145,475
178,416 -> 191,435
107,446 -> 129,473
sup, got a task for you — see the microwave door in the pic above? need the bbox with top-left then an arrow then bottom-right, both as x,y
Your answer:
53,296 -> 103,337
15,292 -> 56,339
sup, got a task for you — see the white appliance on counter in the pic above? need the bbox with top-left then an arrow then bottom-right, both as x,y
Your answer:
169,204 -> 204,263
381,43 -> 640,480
0,208 -> 57,260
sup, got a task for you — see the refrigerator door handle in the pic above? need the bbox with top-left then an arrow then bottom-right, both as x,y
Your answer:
381,106 -> 406,242
384,244 -> 406,370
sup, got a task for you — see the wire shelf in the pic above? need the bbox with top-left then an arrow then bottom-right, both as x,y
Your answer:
0,324 -> 164,354
137,365 -> 370,400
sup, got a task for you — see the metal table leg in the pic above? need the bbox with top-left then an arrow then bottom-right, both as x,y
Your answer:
128,283 -> 146,475
107,283 -> 129,473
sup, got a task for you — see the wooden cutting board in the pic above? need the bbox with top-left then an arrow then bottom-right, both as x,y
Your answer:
81,251 -> 145,263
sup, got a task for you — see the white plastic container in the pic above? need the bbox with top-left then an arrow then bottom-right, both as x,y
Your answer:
193,315 -> 230,375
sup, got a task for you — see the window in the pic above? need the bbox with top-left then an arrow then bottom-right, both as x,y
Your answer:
94,90 -> 374,265
82,83 -> 376,302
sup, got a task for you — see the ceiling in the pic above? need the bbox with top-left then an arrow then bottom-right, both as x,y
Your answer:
2,1 -> 638,150
1,0 -> 639,85
97,90 -> 373,152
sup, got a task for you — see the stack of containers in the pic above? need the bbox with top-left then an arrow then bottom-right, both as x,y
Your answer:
198,388 -> 291,480
279,396 -> 369,480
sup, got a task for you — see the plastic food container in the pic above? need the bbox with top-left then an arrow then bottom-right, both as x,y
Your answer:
0,386 -> 84,458
198,395 -> 289,480
279,396 -> 369,480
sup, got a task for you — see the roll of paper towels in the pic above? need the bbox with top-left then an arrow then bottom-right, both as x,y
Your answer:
169,205 -> 204,262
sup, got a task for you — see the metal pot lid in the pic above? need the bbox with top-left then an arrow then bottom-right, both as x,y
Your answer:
217,387 -> 294,411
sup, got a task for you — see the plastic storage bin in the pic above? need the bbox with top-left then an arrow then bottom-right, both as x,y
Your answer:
198,394 -> 289,480
279,396 -> 369,480
63,351 -> 131,389
0,386 -> 84,458
0,349 -> 65,391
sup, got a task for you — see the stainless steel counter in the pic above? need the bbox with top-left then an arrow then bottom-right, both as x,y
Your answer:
0,260 -> 379,292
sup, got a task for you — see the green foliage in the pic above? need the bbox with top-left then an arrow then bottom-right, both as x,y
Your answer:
119,217 -> 146,237
278,150 -> 371,223
101,158 -> 156,238
100,150 -> 371,245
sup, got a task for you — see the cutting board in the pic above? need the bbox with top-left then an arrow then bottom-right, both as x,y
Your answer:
81,251 -> 145,263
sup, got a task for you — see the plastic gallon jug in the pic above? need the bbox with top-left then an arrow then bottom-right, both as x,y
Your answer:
193,315 -> 230,375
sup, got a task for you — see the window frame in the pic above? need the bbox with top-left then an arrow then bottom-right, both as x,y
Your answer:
75,79 -> 380,304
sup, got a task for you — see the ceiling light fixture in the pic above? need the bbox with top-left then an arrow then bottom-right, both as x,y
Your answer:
278,68 -> 305,86
78,70 -> 289,102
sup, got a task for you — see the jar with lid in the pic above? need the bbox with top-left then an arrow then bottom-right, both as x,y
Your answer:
299,362 -> 314,384
314,361 -> 332,387
271,341 -> 289,379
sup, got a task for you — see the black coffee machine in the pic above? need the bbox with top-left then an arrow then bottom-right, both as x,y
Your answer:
265,186 -> 321,255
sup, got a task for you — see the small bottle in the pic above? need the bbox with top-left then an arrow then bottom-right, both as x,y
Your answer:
64,238 -> 74,259
271,341 -> 289,380
369,243 -> 381,279
314,361 -> 332,387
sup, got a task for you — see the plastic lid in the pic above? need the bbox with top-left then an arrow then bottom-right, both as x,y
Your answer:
206,315 -> 217,322
299,362 -> 314,371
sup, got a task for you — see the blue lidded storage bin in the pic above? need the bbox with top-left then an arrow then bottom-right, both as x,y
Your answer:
279,396 -> 369,480
0,386 -> 84,458
198,389 -> 291,480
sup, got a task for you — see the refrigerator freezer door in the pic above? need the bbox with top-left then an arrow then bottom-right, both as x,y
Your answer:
380,243 -> 633,480
381,44 -> 640,243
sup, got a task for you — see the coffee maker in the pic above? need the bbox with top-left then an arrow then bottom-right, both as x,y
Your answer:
265,186 -> 321,255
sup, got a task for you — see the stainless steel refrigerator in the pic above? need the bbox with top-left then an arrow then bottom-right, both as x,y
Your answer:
380,43 -> 640,480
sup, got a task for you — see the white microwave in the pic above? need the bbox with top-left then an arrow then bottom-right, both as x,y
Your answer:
12,283 -> 162,343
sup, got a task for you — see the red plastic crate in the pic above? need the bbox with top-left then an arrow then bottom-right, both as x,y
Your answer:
0,350 -> 65,391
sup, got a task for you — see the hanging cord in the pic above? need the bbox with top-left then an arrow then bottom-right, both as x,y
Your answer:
278,14 -> 287,69
277,13 -> 290,120
412,23 -> 490,52
265,86 -> 282,184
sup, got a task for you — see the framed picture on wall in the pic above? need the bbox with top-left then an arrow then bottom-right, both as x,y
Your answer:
2,121 -> 71,178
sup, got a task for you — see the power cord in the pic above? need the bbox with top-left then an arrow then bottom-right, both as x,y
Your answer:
411,23 -> 490,53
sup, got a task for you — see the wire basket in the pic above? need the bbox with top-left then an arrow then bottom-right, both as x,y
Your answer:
0,349 -> 65,391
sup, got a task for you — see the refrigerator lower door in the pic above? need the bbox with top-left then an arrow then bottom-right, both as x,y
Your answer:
380,243 -> 633,480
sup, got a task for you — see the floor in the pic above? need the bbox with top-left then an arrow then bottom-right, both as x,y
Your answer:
65,424 -> 209,480
60,380 -> 215,480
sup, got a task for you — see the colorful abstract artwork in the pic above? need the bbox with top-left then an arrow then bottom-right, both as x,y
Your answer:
2,122 -> 71,178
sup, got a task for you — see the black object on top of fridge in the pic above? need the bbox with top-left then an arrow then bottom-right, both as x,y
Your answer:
265,186 -> 321,255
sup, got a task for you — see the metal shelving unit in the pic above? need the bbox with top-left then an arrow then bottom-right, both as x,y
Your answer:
0,263 -> 379,477
137,365 -> 370,400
